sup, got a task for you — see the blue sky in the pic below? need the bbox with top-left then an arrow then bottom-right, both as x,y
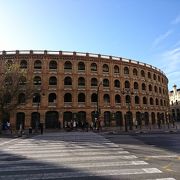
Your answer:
0,0 -> 180,90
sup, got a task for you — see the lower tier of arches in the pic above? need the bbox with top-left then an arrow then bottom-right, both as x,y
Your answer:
2,110 -> 171,131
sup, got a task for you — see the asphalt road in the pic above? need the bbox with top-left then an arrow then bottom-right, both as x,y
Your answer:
103,133 -> 180,180
0,132 -> 179,180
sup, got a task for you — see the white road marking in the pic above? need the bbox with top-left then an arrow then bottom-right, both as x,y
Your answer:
0,161 -> 148,171
0,138 -> 18,146
146,178 -> 176,180
0,168 -> 162,179
146,155 -> 178,159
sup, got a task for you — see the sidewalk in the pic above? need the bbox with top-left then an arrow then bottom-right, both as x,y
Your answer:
1,123 -> 180,138
101,123 -> 180,135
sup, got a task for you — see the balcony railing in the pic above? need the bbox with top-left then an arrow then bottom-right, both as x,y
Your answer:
48,102 -> 57,107
64,102 -> 72,107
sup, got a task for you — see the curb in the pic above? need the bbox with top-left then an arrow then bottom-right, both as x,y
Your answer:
101,130 -> 180,135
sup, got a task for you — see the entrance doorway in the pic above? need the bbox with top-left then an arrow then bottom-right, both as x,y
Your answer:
16,112 -> 25,130
31,112 -> 40,129
45,111 -> 59,128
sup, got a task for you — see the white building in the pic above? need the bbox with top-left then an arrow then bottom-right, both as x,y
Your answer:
169,85 -> 180,121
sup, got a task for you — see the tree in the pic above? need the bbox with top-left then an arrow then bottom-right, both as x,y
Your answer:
0,61 -> 35,132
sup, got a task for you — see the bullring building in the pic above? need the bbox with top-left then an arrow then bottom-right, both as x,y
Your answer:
0,50 -> 170,130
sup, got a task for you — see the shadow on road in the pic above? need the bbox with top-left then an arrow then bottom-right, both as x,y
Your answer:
0,132 -> 132,180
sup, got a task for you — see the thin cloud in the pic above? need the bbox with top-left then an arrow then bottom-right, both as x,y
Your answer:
158,46 -> 180,88
161,47 -> 180,72
171,14 -> 180,25
152,30 -> 173,48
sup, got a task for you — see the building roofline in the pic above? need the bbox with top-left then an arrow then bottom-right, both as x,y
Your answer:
0,49 -> 166,76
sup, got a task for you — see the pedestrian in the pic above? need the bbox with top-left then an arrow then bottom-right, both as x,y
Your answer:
135,120 -> 138,129
99,120 -> 103,131
158,119 -> 161,129
85,121 -> 89,132
172,118 -> 175,128
19,124 -> 22,136
40,123 -> 43,134
90,122 -> 93,131
7,121 -> 12,134
65,121 -> 67,129
73,120 -> 76,130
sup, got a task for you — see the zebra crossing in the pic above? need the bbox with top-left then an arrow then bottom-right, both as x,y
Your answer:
0,132 -> 176,180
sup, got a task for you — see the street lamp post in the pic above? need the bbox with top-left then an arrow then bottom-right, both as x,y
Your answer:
36,101 -> 40,131
33,94 -> 40,132
96,78 -> 103,126
122,88 -> 134,132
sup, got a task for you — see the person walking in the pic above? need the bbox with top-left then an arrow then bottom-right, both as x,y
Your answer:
19,124 -> 22,137
40,123 -> 43,134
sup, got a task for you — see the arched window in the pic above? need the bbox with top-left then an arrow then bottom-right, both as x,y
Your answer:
133,68 -> 138,76
141,70 -> 145,77
156,98 -> 159,105
125,80 -> 130,88
33,76 -> 41,85
48,93 -> 56,102
19,76 -> 27,85
91,78 -> 97,86
160,99 -> 163,106
33,93 -> 41,103
34,60 -> 42,69
20,60 -> 27,69
126,95 -> 131,103
78,77 -> 85,86
148,72 -> 151,79
103,79 -> 109,87
49,60 -> 57,69
124,67 -> 129,74
49,76 -> 57,85
64,61 -> 72,70
159,87 -> 162,94
4,93 -> 11,104
104,94 -> 110,103
150,97 -> 154,105
149,84 -> 152,91
18,93 -> 26,104
153,74 -> 157,80
103,64 -> 109,72
114,65 -> 119,73
78,62 -> 85,71
164,100 -> 166,106
154,86 -> 157,93
134,82 -> 138,89
91,93 -> 97,102
114,80 -> 120,88
143,97 -> 147,104
5,76 -> 12,86
64,76 -> 72,85
158,75 -> 160,82
142,83 -> 146,90
162,88 -> 164,95
115,94 -> 121,103
78,93 -> 85,102
91,63 -> 97,71
135,96 -> 139,104
64,93 -> 72,102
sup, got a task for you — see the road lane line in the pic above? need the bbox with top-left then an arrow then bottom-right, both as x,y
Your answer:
0,161 -> 149,171
145,155 -> 178,159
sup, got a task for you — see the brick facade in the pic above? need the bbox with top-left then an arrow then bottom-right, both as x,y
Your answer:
0,50 -> 170,130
